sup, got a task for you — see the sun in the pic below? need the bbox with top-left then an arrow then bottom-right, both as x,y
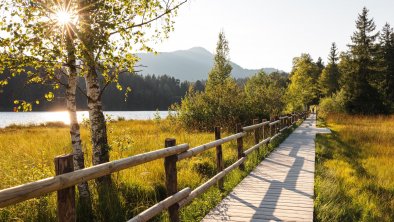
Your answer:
55,10 -> 72,25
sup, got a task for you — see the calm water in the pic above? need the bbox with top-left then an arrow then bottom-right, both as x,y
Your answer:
0,111 -> 168,128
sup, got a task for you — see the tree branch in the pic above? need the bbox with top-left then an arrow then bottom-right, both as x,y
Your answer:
109,0 -> 187,36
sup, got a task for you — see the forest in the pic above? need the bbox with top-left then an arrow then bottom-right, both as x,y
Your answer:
0,73 -> 192,111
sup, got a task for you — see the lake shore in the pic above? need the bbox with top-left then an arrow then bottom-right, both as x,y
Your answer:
0,111 -> 168,128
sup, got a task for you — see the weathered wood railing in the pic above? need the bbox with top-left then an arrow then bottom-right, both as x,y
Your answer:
0,112 -> 309,222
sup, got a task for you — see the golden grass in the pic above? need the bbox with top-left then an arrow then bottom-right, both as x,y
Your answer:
315,114 -> 394,222
0,119 -> 296,221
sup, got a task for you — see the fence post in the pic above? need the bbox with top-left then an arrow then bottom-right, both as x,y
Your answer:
253,119 -> 259,145
214,127 -> 224,190
236,124 -> 245,170
280,116 -> 284,130
164,138 -> 179,222
262,119 -> 267,140
287,115 -> 290,127
54,154 -> 75,222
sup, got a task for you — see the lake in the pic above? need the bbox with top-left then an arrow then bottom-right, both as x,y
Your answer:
0,111 -> 168,128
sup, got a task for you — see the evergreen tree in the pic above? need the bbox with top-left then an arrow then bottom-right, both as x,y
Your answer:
194,80 -> 205,92
315,57 -> 325,99
319,43 -> 341,97
328,42 -> 339,64
341,7 -> 386,114
378,23 -> 394,110
177,31 -> 246,129
316,57 -> 325,75
206,31 -> 232,91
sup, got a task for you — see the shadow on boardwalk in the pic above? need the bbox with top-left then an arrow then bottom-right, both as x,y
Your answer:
203,114 -> 330,222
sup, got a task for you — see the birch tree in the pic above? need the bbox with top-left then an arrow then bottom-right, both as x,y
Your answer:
74,0 -> 187,185
1,0 -> 187,186
0,0 -> 94,214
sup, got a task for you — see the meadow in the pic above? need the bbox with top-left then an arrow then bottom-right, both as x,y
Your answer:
315,114 -> 394,221
0,117 -> 299,221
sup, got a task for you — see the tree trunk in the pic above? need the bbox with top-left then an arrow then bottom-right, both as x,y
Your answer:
85,67 -> 111,184
65,20 -> 93,217
66,73 -> 92,199
77,0 -> 112,185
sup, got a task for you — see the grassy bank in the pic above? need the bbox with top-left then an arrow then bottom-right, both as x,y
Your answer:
315,114 -> 394,221
0,118 -> 300,221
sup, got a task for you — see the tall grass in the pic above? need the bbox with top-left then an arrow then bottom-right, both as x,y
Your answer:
315,114 -> 394,222
0,119 -> 299,221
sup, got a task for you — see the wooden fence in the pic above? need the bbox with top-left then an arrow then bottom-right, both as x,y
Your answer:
0,112 -> 308,222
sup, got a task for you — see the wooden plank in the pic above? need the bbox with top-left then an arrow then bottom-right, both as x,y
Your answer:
219,200 -> 314,210
205,212 -> 311,221
221,197 -> 312,206
202,114 -> 323,222
209,206 -> 313,217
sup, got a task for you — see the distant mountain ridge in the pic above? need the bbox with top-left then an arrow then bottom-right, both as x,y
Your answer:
136,47 -> 283,81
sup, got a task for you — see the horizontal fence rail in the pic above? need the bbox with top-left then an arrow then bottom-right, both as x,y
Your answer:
244,137 -> 271,156
178,157 -> 247,208
269,120 -> 281,126
0,144 -> 189,207
128,187 -> 191,222
0,111 -> 309,222
242,121 -> 270,132
177,132 -> 246,161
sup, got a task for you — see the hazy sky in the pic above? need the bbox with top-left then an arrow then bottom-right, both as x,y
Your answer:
155,0 -> 394,72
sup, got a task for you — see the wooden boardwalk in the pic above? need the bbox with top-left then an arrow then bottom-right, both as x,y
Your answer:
202,114 -> 330,222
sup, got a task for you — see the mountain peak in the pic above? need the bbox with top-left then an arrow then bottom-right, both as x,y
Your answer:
136,47 -> 283,81
187,47 -> 212,54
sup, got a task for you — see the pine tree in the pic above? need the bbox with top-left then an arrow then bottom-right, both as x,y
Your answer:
319,43 -> 340,97
329,42 -> 339,64
178,31 -> 245,129
378,23 -> 394,110
206,31 -> 232,91
316,57 -> 325,74
341,7 -> 386,114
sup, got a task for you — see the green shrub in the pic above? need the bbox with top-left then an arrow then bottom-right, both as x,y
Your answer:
319,90 -> 346,118
244,71 -> 287,118
176,79 -> 249,130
